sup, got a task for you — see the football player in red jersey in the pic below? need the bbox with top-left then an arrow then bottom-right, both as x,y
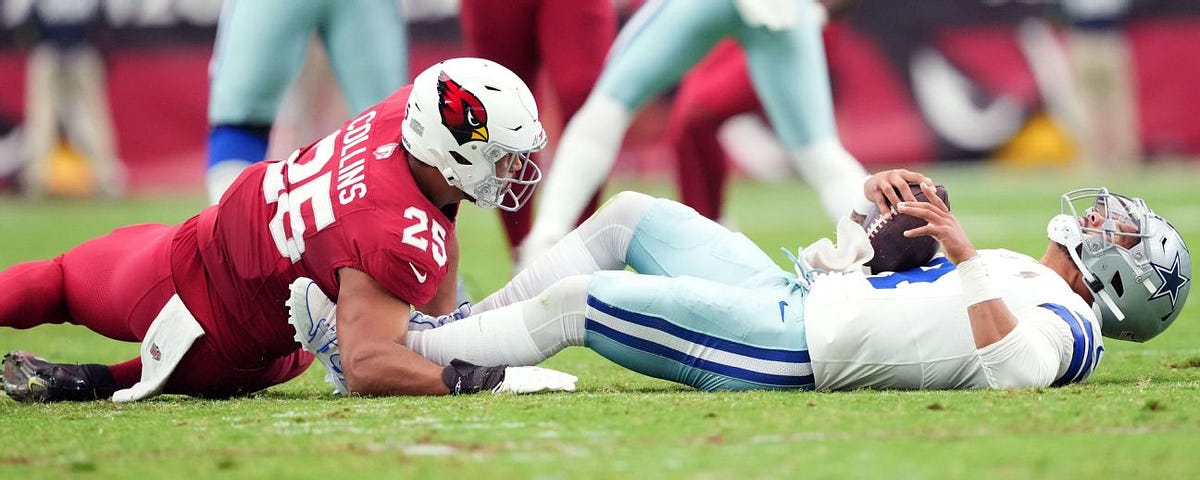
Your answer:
459,0 -> 618,258
0,58 -> 577,403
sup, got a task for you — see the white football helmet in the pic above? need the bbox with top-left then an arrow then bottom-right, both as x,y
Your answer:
1048,188 -> 1191,342
401,58 -> 547,211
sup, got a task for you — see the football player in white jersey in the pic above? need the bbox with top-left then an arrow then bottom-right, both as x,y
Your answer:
290,169 -> 1190,393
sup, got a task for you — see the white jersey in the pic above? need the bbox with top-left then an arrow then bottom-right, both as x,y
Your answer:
804,249 -> 1104,391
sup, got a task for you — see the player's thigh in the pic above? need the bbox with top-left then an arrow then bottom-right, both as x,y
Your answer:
589,271 -> 802,346
736,12 -> 836,147
538,0 -> 615,113
59,224 -> 177,341
166,341 -> 314,398
208,0 -> 320,124
627,197 -> 785,285
674,41 -> 760,124
595,0 -> 737,109
586,271 -> 811,391
322,0 -> 407,113
460,0 -> 540,82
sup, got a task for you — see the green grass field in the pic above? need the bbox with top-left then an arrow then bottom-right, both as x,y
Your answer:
2,163 -> 1199,479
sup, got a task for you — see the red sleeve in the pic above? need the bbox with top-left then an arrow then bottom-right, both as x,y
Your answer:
325,208 -> 448,306
359,244 -> 444,306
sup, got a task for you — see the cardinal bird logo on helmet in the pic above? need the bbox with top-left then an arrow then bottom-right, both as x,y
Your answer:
437,71 -> 489,146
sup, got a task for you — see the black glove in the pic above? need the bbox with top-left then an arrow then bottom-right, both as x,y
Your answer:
441,359 -> 507,395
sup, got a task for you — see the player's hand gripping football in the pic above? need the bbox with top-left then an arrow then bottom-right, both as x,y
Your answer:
861,168 -> 933,219
895,182 -> 978,265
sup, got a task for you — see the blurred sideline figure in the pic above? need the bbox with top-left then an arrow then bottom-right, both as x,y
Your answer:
459,0 -> 618,255
206,0 -> 408,205
517,0 -> 867,269
16,0 -> 125,198
1,59 -> 575,402
294,169 -> 1191,393
1060,0 -> 1140,168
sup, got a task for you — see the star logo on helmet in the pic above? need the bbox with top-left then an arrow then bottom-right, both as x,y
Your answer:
1149,252 -> 1190,307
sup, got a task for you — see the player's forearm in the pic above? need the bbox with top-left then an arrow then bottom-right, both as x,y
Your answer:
342,343 -> 450,396
961,263 -> 1051,386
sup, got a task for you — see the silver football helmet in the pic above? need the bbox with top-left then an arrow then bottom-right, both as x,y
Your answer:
1047,188 -> 1191,342
401,58 -> 547,211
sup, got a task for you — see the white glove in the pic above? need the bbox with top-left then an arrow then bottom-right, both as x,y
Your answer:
493,366 -> 578,394
408,302 -> 472,332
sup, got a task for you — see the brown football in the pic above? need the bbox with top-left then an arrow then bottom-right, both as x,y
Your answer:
857,183 -> 949,274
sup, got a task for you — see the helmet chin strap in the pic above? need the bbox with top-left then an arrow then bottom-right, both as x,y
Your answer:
1047,214 -> 1127,322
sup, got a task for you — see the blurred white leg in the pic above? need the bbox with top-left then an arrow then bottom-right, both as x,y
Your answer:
406,275 -> 591,366
519,94 -> 632,269
790,139 -> 868,220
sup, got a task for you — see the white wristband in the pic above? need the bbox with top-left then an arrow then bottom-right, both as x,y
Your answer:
958,255 -> 1001,306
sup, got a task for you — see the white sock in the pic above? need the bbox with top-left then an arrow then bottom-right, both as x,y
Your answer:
520,94 -> 633,265
479,229 -> 598,312
479,191 -> 653,312
789,140 -> 868,220
406,276 -> 590,366
206,160 -> 252,205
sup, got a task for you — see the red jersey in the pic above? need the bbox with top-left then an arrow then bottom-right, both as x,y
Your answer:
171,86 -> 456,365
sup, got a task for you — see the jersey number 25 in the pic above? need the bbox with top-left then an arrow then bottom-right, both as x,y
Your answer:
263,131 -> 340,262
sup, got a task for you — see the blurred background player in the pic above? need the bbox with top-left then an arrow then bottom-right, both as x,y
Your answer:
458,0 -> 617,255
669,0 -> 853,221
14,0 -> 125,198
517,0 -> 867,268
667,40 -> 753,221
205,0 -> 408,204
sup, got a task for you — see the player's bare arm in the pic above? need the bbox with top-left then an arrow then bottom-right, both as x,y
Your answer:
415,229 -> 461,316
896,183 -> 1016,348
335,267 -> 451,395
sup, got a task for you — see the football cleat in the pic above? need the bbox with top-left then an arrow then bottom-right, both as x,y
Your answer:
287,278 -> 348,395
2,351 -> 107,402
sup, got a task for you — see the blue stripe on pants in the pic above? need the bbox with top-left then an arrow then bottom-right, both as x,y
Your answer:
585,295 -> 814,391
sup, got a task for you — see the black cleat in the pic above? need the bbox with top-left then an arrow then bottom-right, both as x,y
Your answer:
2,351 -> 112,402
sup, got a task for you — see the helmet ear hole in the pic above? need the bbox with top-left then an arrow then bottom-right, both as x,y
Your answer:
449,151 -> 473,166
1110,272 -> 1124,297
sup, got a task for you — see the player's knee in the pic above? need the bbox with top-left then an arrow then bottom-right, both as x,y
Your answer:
586,191 -> 654,233
540,275 -> 592,306
601,190 -> 654,217
526,275 -> 591,348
